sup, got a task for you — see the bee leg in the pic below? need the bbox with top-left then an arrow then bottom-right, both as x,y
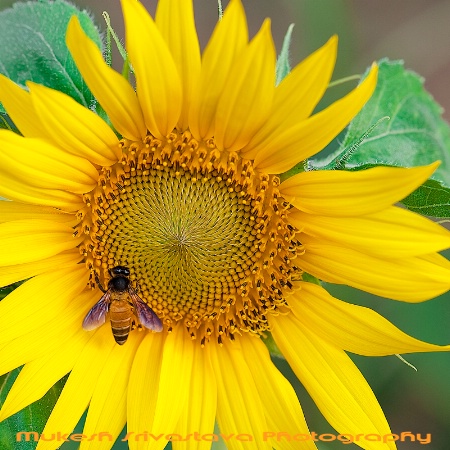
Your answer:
132,281 -> 140,294
93,270 -> 107,293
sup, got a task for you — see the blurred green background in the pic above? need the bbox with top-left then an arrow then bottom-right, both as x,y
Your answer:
0,0 -> 449,448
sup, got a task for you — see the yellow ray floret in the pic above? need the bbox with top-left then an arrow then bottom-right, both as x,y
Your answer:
280,162 -> 439,216
126,332 -> 165,450
242,35 -> 338,160
27,83 -> 120,165
291,206 -> 450,258
209,341 -> 271,450
0,273 -> 91,378
291,282 -> 450,356
189,0 -> 248,140
0,251 -> 79,286
35,327 -> 116,450
0,202 -> 73,223
252,64 -> 378,173
0,74 -> 46,138
213,19 -> 276,152
121,0 -> 182,139
271,312 -> 396,450
300,242 -> 450,301
155,0 -> 201,131
81,333 -> 143,450
141,327 -> 194,450
0,130 -> 98,193
239,336 -> 318,450
0,173 -> 84,211
66,17 -> 147,142
0,329 -> 89,421
174,344 -> 217,450
0,266 -> 88,344
0,220 -> 81,266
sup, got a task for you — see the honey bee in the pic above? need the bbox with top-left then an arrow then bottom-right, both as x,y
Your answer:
82,266 -> 163,345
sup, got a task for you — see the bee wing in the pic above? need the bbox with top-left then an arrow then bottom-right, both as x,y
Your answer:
82,292 -> 111,331
129,289 -> 163,332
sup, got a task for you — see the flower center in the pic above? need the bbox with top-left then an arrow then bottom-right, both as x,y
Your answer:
78,130 -> 302,344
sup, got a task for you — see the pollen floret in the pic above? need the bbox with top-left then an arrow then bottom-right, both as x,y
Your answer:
77,131 -> 302,344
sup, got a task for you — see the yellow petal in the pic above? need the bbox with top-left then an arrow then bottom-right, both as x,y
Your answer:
66,17 -> 147,141
0,288 -> 95,376
127,332 -> 165,450
81,332 -> 144,450
0,173 -> 84,212
151,326 -> 194,444
0,219 -> 79,266
253,64 -> 378,173
242,36 -> 337,160
209,340 -> 271,450
0,74 -> 46,138
214,19 -> 276,152
274,35 -> 337,124
0,265 -> 88,344
279,162 -> 439,216
28,82 -> 120,165
121,0 -> 182,138
36,327 -> 116,450
0,129 -> 98,194
271,313 -> 396,450
240,336 -> 318,450
174,344 -> 216,450
300,241 -> 450,301
291,206 -> 450,258
155,0 -> 201,131
188,0 -> 248,140
0,329 -> 89,421
0,202 -> 73,223
292,282 -> 450,356
0,250 -> 80,286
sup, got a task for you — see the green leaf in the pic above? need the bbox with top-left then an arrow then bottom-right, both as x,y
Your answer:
333,59 -> 450,186
0,114 -> 15,131
0,370 -> 67,450
0,369 -> 23,450
401,179 -> 450,218
0,0 -> 102,111
0,282 -> 22,301
316,117 -> 390,171
262,333 -> 284,359
275,24 -> 295,86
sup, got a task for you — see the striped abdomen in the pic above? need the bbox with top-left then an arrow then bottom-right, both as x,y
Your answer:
109,299 -> 133,345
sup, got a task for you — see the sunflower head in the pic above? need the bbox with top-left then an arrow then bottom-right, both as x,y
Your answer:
79,125 -> 308,344
60,0 -> 379,347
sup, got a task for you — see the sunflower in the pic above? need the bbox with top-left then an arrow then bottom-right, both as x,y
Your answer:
1,0 -> 450,449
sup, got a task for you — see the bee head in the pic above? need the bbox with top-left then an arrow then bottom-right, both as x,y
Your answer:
109,266 -> 130,277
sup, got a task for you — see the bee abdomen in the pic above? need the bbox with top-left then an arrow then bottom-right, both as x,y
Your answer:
111,321 -> 131,345
110,300 -> 132,345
